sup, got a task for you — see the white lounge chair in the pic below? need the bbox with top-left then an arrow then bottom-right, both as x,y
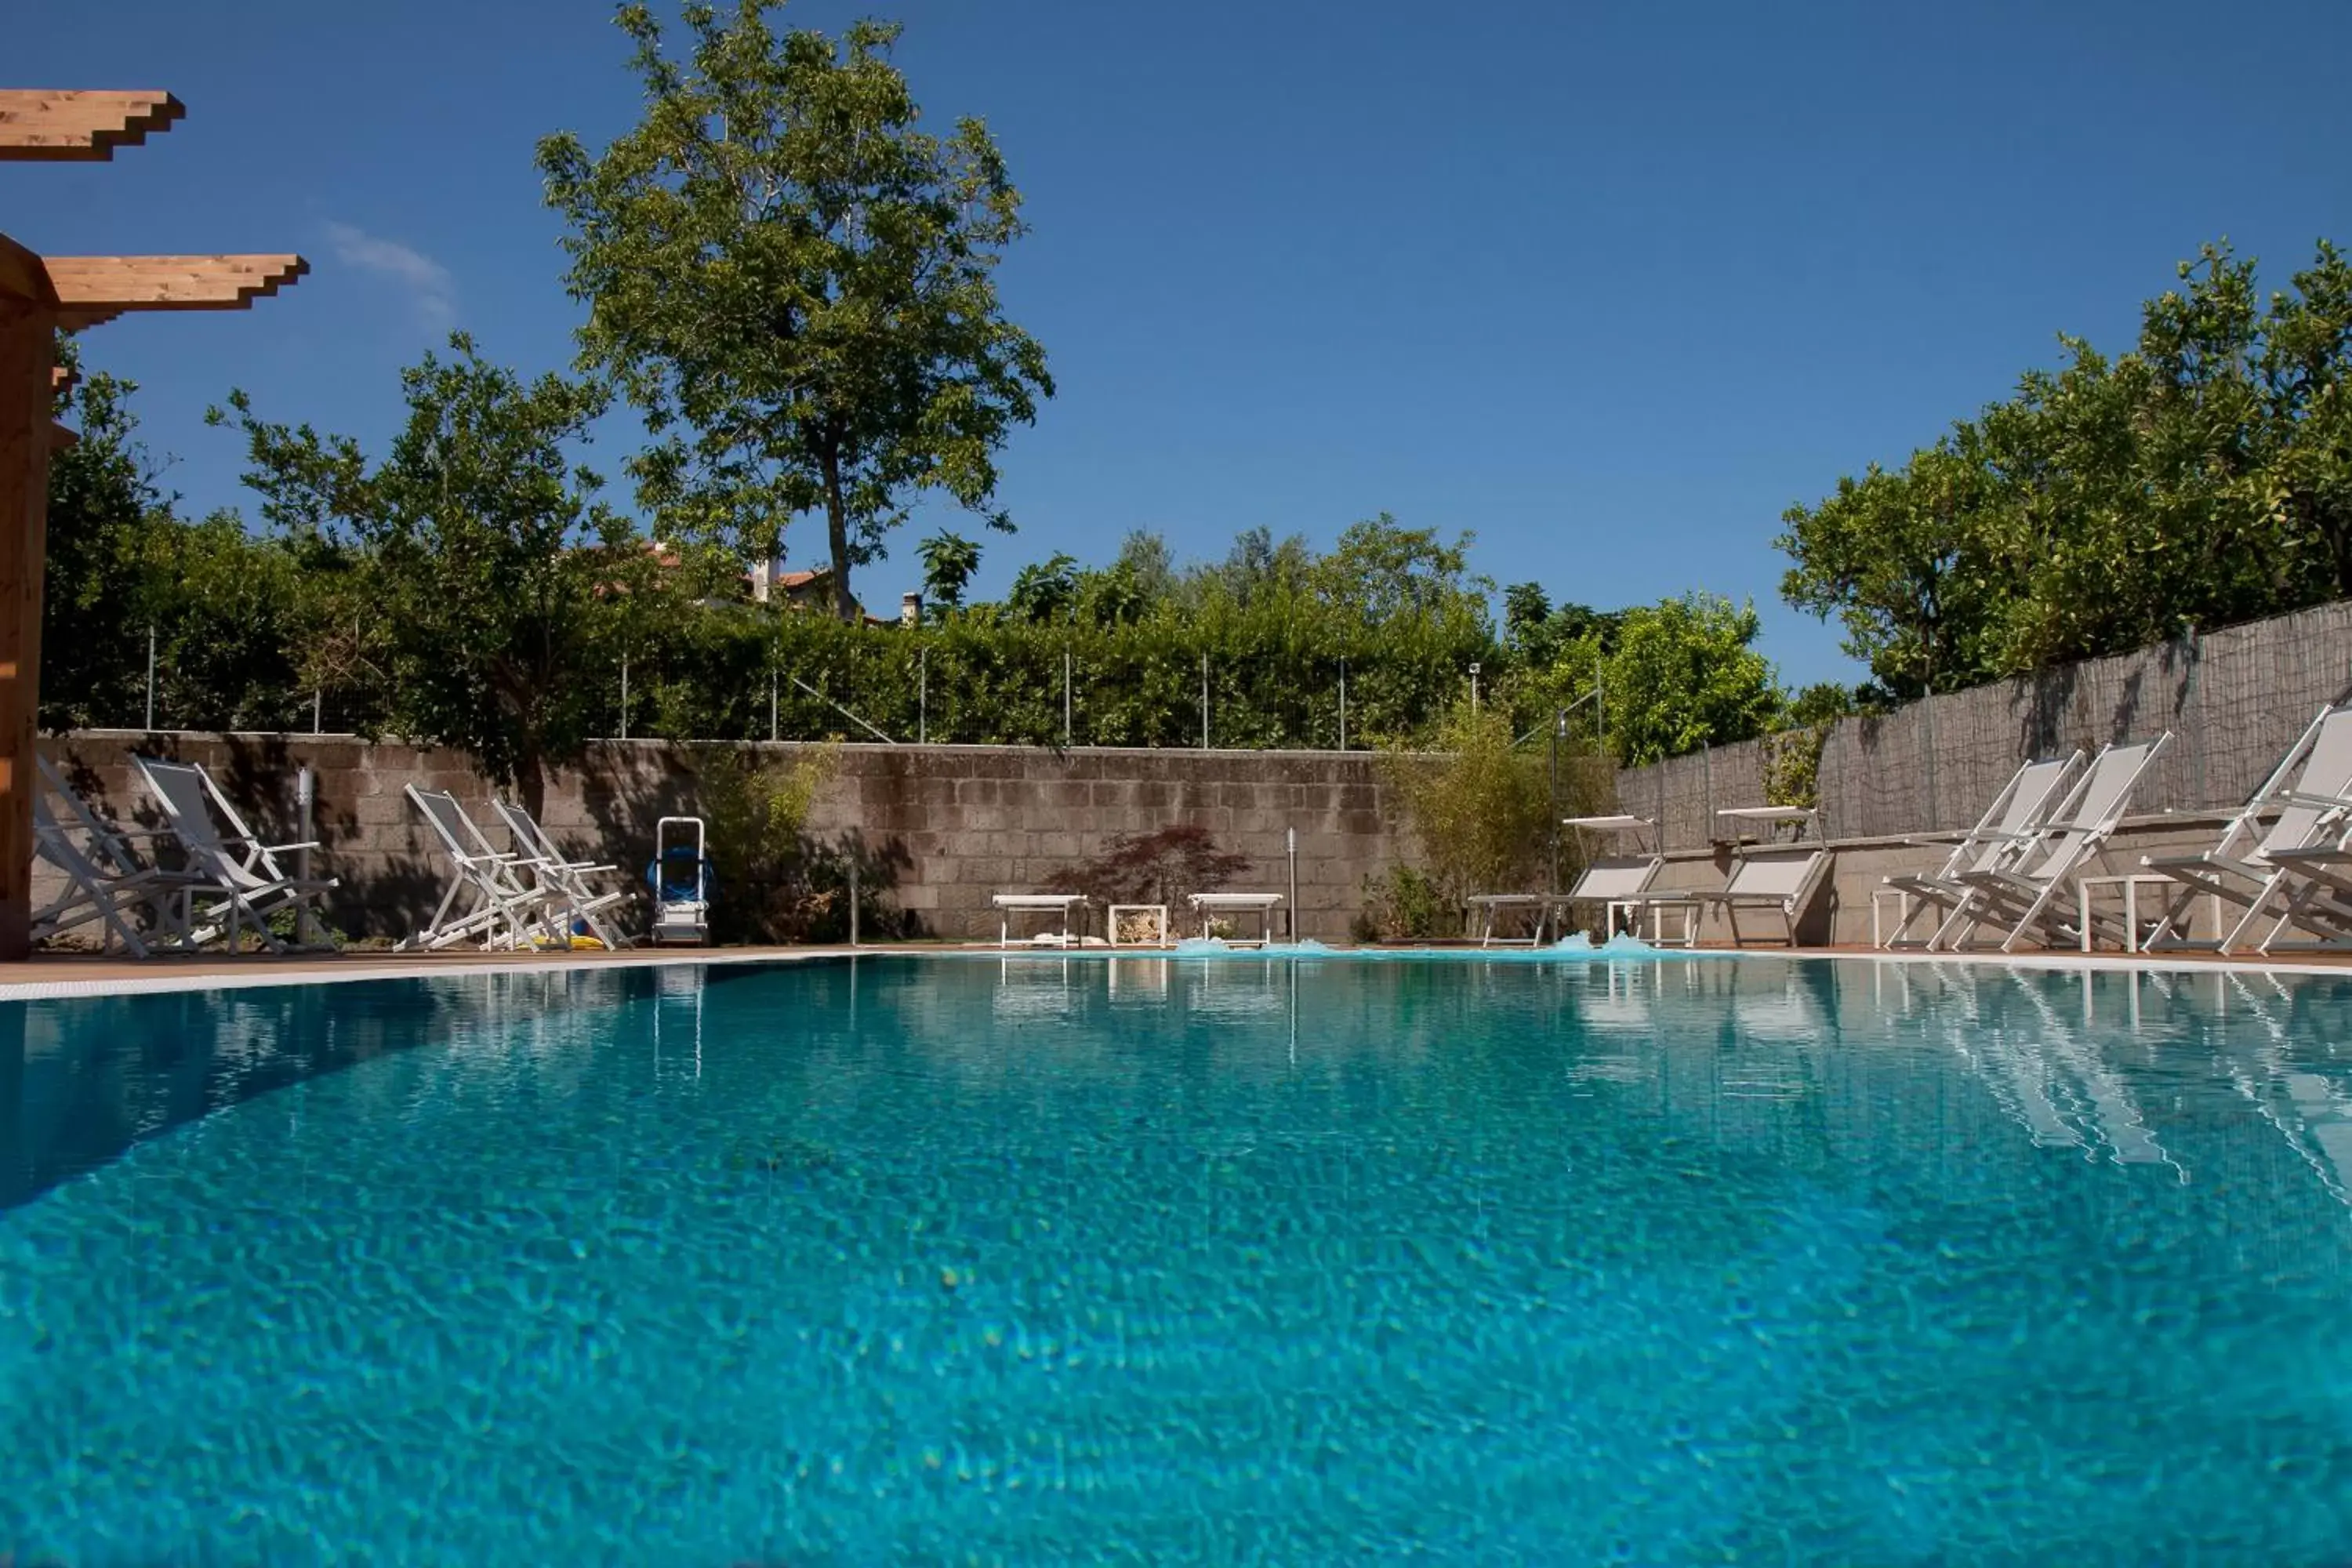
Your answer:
30,756 -> 205,956
132,755 -> 338,953
401,786 -> 564,952
1188,891 -> 1283,946
992,891 -> 1087,949
1877,753 -> 2083,949
1559,815 -> 1667,941
1621,808 -> 1828,949
492,797 -> 632,949
1936,735 -> 2173,953
2141,702 -> 2352,953
1700,809 -> 1831,948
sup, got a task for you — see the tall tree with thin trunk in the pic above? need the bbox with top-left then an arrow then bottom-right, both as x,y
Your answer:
538,2 -> 1052,621
216,336 -> 632,816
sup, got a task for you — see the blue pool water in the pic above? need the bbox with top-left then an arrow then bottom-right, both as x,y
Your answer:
5,954 -> 2352,1563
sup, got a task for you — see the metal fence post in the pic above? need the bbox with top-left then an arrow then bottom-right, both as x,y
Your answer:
1200,653 -> 1210,750
295,765 -> 315,947
2184,633 -> 2205,806
1595,655 -> 1606,749
769,663 -> 779,743
1286,826 -> 1299,940
1338,658 -> 1348,752
918,647 -> 927,746
1064,648 -> 1073,747
1548,710 -> 1563,894
312,689 -> 322,735
619,656 -> 630,742
143,624 -> 156,731
1922,693 -> 1938,830
848,851 -> 861,949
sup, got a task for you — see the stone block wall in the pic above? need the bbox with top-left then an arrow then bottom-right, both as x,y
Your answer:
35,734 -> 1413,944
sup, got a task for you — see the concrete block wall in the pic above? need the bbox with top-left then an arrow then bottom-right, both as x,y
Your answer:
35,734 -> 1414,944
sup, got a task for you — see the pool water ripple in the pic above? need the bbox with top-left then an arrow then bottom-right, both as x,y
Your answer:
4,956 -> 2352,1561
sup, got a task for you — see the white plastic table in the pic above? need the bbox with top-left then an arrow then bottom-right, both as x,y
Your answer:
1465,893 -> 1566,948
1188,891 -> 1283,947
991,892 -> 1087,949
2074,873 -> 2175,953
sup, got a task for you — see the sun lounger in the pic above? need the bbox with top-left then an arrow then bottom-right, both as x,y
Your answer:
1700,810 -> 1830,948
1187,891 -> 1283,946
1877,753 -> 2083,949
2140,702 -> 2352,953
400,786 -> 565,952
1936,735 -> 2172,953
993,891 -> 1087,948
132,755 -> 338,953
1558,815 -> 1666,941
29,756 -> 205,956
492,798 -> 632,949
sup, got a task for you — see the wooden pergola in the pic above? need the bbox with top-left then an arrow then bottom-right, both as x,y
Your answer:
1,89 -> 307,960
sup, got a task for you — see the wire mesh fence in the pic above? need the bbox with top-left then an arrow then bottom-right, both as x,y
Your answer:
85,626 -> 1592,757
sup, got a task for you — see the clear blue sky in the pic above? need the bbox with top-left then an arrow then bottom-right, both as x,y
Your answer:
13,0 -> 2351,688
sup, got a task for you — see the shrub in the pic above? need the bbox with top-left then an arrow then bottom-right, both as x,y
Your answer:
1352,864 -> 1450,942
692,743 -> 847,942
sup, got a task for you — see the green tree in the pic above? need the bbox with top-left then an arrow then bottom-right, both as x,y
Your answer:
1595,593 -> 1780,764
1004,551 -> 1078,622
217,336 -> 635,812
1780,238 -> 2352,693
1776,443 -> 1999,701
538,1 -> 1053,622
916,530 -> 982,612
42,354 -> 172,731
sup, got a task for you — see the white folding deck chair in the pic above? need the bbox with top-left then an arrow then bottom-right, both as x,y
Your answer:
401,786 -> 564,953
492,798 -> 632,949
132,755 -> 338,953
1936,734 -> 2173,953
30,757 -> 205,956
1878,752 -> 2083,949
1559,815 -> 1667,941
2140,703 -> 2352,953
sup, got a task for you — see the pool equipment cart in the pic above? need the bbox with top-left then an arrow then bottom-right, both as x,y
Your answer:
646,816 -> 716,946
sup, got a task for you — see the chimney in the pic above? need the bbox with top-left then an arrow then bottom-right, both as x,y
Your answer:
901,590 -> 923,626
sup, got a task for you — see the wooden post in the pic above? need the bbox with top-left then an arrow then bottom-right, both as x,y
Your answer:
0,302 -> 51,959
0,89 -> 306,960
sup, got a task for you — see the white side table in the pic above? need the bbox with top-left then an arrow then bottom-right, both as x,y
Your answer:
1639,897 -> 1704,948
2074,873 -> 2175,953
1107,904 -> 1170,946
1872,887 -> 1917,949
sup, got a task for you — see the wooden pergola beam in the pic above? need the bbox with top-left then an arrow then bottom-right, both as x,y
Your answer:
42,255 -> 311,328
0,90 -> 184,162
1,89 -> 303,961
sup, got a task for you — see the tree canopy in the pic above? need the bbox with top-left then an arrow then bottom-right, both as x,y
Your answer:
537,0 -> 1052,622
1780,239 -> 2352,699
212,336 -> 633,811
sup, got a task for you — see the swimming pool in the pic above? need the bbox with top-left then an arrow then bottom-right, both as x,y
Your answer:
4,953 -> 2351,1562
